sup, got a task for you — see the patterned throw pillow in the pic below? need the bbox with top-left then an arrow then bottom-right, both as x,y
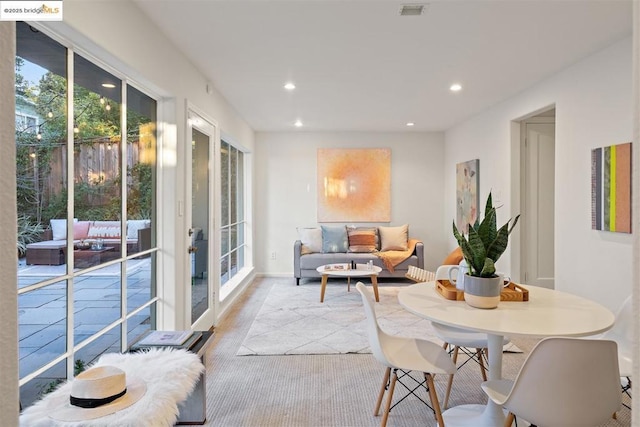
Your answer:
321,225 -> 349,253
298,227 -> 322,255
347,227 -> 377,253
87,221 -> 122,239
378,224 -> 409,251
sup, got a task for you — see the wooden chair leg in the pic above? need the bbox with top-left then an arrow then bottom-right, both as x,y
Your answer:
477,348 -> 487,381
374,367 -> 391,416
504,412 -> 515,426
444,345 -> 460,408
381,370 -> 398,427
425,373 -> 445,427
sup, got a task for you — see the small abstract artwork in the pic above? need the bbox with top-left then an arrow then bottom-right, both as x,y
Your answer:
591,142 -> 632,233
317,148 -> 391,222
456,159 -> 479,233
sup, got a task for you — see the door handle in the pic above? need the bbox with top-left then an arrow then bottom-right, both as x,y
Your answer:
188,246 -> 198,254
188,228 -> 194,236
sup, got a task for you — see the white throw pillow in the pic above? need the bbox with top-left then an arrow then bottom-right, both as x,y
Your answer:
50,218 -> 77,240
298,227 -> 322,254
378,224 -> 409,251
127,219 -> 151,240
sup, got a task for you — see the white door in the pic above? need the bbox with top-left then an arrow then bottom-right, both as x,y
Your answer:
522,121 -> 555,288
186,109 -> 217,330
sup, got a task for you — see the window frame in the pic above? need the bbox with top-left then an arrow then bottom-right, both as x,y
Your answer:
218,137 -> 249,297
16,23 -> 161,400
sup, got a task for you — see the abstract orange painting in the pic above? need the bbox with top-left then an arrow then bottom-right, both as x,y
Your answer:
317,148 -> 391,222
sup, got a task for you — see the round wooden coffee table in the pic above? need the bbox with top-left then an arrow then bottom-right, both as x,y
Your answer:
316,263 -> 382,303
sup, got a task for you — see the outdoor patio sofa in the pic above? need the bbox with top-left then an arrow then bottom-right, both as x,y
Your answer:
26,219 -> 151,265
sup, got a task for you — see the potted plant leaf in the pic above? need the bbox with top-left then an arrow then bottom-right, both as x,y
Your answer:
452,192 -> 520,308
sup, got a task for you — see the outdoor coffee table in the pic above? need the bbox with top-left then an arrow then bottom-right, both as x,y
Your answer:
74,247 -> 115,268
317,263 -> 382,303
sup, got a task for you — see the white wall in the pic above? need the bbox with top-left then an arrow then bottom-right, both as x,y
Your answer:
44,0 -> 256,326
631,3 -> 639,422
444,37 -> 633,312
0,21 -> 19,427
254,131 -> 448,276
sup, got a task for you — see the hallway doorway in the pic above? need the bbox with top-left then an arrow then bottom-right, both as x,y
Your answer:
520,109 -> 555,289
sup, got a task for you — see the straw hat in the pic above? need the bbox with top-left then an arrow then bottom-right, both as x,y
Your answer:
47,365 -> 147,422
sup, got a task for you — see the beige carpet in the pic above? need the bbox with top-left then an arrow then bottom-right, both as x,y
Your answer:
237,280 -> 521,356
203,277 -> 631,427
237,281 -> 435,355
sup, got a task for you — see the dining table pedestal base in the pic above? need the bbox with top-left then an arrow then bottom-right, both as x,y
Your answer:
442,402 -> 510,426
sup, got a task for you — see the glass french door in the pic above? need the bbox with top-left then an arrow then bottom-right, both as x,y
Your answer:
187,109 -> 216,329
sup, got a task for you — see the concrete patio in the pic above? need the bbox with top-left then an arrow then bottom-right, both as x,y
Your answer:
17,257 -> 153,407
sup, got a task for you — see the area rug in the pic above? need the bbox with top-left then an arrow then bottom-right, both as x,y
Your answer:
237,281 -> 522,356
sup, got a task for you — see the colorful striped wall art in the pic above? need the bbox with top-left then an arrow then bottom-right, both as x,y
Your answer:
591,142 -> 632,233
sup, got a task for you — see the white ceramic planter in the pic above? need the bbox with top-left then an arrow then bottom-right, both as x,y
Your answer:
463,274 -> 501,309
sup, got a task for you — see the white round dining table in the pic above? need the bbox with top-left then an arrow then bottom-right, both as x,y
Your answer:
397,282 -> 615,427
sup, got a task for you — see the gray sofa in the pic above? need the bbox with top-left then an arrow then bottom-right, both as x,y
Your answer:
293,240 -> 424,285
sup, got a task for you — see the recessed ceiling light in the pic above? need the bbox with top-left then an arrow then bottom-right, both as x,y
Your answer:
102,83 -> 116,88
406,122 -> 415,127
294,120 -> 303,127
450,83 -> 462,92
284,82 -> 296,91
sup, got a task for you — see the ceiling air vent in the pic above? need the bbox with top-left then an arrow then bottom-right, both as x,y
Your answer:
399,4 -> 427,16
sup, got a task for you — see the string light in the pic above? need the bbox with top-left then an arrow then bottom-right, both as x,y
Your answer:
105,103 -> 111,111
73,123 -> 79,134
99,96 -> 105,105
36,126 -> 42,140
47,111 -> 53,118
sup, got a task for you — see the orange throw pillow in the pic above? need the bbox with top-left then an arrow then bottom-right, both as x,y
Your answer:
442,247 -> 463,265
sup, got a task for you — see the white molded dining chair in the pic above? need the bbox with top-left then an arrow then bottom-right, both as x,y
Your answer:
597,295 -> 633,413
481,337 -> 621,427
431,265 -> 510,408
356,282 -> 456,427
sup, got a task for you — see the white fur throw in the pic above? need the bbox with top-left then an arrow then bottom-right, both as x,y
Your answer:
20,348 -> 205,427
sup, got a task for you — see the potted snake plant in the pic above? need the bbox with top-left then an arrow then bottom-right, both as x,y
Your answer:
452,192 -> 520,308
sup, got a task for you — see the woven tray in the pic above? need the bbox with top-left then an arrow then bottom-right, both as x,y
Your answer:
435,279 -> 529,302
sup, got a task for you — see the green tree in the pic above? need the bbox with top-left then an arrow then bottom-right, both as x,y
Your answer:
16,56 -> 154,256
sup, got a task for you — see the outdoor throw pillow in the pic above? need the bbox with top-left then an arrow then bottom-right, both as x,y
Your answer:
73,221 -> 91,240
347,227 -> 377,253
88,221 -> 122,239
127,220 -> 151,240
297,227 -> 322,255
321,225 -> 348,253
50,218 -> 78,240
378,224 -> 408,251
